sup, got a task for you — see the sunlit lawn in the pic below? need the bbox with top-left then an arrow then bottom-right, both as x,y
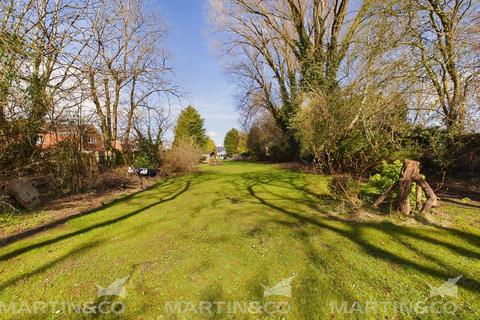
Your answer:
0,162 -> 479,319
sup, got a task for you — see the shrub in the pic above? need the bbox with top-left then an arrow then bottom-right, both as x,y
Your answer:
369,160 -> 403,192
132,154 -> 156,169
161,139 -> 202,174
328,174 -> 362,211
246,114 -> 293,162
293,90 -> 410,174
44,139 -> 98,193
411,126 -> 467,177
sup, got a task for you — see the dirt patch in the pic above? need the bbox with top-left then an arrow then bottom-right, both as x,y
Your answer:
433,178 -> 480,202
0,176 -> 160,242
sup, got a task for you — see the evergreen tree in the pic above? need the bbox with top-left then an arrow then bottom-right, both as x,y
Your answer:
203,138 -> 217,153
224,128 -> 240,155
173,106 -> 207,147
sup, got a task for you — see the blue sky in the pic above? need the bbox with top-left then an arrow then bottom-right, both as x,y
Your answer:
155,0 -> 239,146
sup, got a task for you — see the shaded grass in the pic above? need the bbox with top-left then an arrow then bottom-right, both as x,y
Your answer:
0,162 -> 478,319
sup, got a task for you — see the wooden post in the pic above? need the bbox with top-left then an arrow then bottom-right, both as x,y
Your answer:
372,182 -> 397,209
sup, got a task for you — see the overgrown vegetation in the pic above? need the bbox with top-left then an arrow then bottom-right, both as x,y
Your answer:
210,0 -> 479,173
328,175 -> 362,212
0,0 -> 479,317
0,0 -> 188,210
369,160 -> 426,210
161,139 -> 203,174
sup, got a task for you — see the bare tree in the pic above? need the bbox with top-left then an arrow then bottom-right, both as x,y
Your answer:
122,28 -> 178,151
0,0 -> 90,172
209,0 -> 375,157
0,0 -> 34,125
82,0 -> 177,160
404,0 -> 480,132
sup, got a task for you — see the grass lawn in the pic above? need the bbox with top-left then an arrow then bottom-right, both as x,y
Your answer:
0,162 -> 479,319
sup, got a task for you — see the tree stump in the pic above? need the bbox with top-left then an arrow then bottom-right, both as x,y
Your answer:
373,160 -> 438,215
395,160 -> 418,214
415,184 -> 423,210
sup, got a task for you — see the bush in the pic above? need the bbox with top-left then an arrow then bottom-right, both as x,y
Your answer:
369,160 -> 403,192
246,114 -> 293,162
161,139 -> 202,174
328,174 -> 362,211
132,154 -> 156,169
44,140 -> 98,193
410,126 -> 465,176
293,89 -> 411,174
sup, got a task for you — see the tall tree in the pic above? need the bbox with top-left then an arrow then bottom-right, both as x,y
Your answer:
173,106 -> 207,147
203,138 -> 217,153
83,0 -> 175,157
0,0 -> 89,171
209,0 -> 375,159
224,128 -> 240,155
404,0 -> 479,132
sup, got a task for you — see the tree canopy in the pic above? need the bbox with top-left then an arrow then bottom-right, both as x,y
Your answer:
209,0 -> 480,169
224,128 -> 240,155
173,106 -> 207,147
203,138 -> 217,153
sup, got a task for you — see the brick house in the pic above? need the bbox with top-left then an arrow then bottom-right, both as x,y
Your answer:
37,125 -> 122,162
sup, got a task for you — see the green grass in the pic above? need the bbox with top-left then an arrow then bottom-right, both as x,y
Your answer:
0,210 -> 53,235
0,162 -> 479,319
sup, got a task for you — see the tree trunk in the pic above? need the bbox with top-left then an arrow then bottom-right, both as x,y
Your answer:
416,176 -> 438,214
373,159 -> 439,215
395,160 -> 420,215
415,184 -> 423,211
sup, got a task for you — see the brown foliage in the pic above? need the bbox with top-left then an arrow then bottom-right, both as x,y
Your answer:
161,139 -> 202,174
94,167 -> 139,193
328,175 -> 362,211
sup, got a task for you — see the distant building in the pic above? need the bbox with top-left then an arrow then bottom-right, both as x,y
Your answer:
216,146 -> 227,159
37,124 -> 122,162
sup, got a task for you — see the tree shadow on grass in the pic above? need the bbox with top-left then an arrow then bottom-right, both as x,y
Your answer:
284,226 -> 358,318
0,180 -> 192,263
199,282 -> 226,320
434,224 -> 480,251
0,240 -> 104,292
441,197 -> 480,209
0,171 -> 219,249
239,170 -> 480,295
0,180 -> 177,248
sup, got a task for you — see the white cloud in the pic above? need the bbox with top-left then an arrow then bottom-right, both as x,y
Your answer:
207,130 -> 218,138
